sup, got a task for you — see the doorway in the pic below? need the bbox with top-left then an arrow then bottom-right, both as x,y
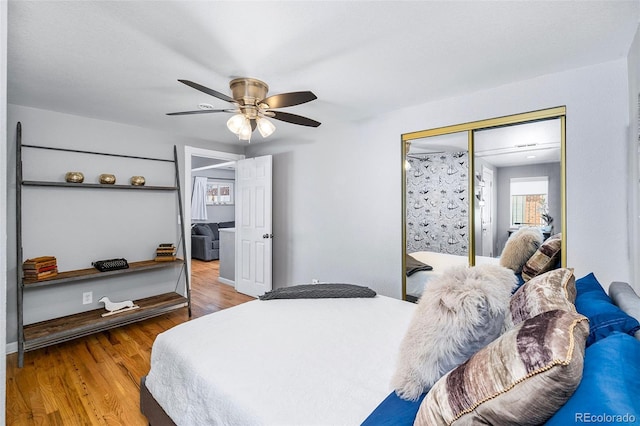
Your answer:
183,146 -> 245,289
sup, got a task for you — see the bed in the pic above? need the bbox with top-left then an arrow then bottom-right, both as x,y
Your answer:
141,295 -> 415,425
406,251 -> 500,300
141,273 -> 640,425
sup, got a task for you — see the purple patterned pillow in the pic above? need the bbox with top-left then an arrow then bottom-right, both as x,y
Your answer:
415,309 -> 589,425
505,268 -> 577,330
522,233 -> 562,281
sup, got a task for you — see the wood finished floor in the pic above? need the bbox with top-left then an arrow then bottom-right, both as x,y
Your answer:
6,260 -> 255,425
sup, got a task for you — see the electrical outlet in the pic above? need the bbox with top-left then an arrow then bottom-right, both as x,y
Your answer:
311,279 -> 319,284
82,291 -> 93,305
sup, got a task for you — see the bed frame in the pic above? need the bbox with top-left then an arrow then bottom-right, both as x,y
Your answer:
140,376 -> 176,426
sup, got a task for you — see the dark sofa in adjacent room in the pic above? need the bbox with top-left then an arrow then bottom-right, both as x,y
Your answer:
191,221 -> 235,261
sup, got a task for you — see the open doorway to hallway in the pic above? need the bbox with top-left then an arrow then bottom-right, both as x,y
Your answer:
183,146 -> 244,296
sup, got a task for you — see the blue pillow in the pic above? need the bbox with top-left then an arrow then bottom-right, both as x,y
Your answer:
361,392 -> 425,426
546,333 -> 640,425
512,273 -> 526,293
575,273 -> 640,346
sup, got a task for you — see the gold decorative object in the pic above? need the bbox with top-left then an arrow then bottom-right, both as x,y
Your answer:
65,172 -> 84,183
99,174 -> 116,184
130,176 -> 146,186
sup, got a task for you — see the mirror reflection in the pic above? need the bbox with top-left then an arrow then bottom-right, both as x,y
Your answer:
405,132 -> 473,302
474,118 -> 562,260
403,108 -> 566,302
406,132 -> 469,255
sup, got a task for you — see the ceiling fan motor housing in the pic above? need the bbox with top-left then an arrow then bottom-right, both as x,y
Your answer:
230,78 -> 269,104
230,78 -> 269,119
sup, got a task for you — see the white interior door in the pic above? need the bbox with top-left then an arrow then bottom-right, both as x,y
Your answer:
481,167 -> 494,257
235,155 -> 273,297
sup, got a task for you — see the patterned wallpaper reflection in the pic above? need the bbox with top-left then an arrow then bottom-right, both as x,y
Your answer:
406,151 -> 469,255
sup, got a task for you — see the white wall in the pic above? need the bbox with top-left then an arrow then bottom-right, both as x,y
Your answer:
245,120 -> 401,294
248,58 -> 632,297
5,104 -> 243,347
628,25 -> 640,292
1,0 -> 9,419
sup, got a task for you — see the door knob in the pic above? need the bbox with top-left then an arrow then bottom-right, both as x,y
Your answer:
263,234 -> 274,239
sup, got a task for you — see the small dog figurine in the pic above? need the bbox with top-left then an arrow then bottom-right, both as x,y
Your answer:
98,296 -> 139,317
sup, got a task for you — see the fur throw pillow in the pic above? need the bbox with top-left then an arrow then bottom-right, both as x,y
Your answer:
391,264 -> 517,401
500,227 -> 544,273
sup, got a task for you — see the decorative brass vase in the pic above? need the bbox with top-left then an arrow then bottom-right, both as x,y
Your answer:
99,174 -> 116,184
130,176 -> 146,186
65,172 -> 84,183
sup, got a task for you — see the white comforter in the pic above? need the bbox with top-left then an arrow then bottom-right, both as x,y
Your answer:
146,296 -> 415,426
406,252 -> 500,297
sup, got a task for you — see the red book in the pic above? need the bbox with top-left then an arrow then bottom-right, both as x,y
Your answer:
34,264 -> 58,273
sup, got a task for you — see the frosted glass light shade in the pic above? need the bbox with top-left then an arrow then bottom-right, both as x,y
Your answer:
238,120 -> 253,141
226,114 -> 246,134
257,117 -> 276,138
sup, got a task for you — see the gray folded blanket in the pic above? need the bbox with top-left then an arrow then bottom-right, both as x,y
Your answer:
259,283 -> 376,300
406,254 -> 433,276
609,281 -> 640,339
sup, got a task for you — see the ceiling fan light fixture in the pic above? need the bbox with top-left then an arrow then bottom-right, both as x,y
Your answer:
238,120 -> 253,141
226,114 -> 246,134
170,78 -> 320,142
257,117 -> 276,138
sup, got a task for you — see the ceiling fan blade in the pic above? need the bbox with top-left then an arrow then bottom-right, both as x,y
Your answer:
166,109 -> 234,116
269,111 -> 321,127
260,91 -> 317,109
177,79 -> 236,103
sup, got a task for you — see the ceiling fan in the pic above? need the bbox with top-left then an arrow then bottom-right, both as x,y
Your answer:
167,78 -> 320,141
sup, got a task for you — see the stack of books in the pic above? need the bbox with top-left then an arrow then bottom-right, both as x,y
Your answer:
23,256 -> 58,281
155,243 -> 177,262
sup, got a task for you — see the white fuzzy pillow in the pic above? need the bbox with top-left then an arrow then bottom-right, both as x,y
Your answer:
391,264 -> 517,401
500,227 -> 544,273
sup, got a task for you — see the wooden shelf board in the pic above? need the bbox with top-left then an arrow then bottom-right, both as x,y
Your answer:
23,292 -> 188,351
23,259 -> 184,288
22,180 -> 177,191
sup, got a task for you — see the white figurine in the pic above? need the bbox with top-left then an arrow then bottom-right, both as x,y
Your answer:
98,296 -> 140,317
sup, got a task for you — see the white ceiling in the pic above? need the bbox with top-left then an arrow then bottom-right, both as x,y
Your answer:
409,118 -> 561,168
7,1 -> 640,145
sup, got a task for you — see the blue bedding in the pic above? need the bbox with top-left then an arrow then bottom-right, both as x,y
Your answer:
361,392 -> 424,426
361,333 -> 640,426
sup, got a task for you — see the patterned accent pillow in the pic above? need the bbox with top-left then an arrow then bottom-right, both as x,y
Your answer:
415,310 -> 589,426
522,233 -> 562,281
500,227 -> 543,273
504,268 -> 576,330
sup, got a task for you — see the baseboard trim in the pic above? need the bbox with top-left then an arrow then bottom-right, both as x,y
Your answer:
218,277 -> 235,287
6,341 -> 17,354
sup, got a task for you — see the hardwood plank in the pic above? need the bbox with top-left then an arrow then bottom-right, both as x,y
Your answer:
6,259 -> 255,425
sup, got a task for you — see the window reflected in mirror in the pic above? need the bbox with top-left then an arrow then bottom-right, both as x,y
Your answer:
510,177 -> 550,228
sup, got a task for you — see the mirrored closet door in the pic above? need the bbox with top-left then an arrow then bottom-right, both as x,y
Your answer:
402,107 -> 566,301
